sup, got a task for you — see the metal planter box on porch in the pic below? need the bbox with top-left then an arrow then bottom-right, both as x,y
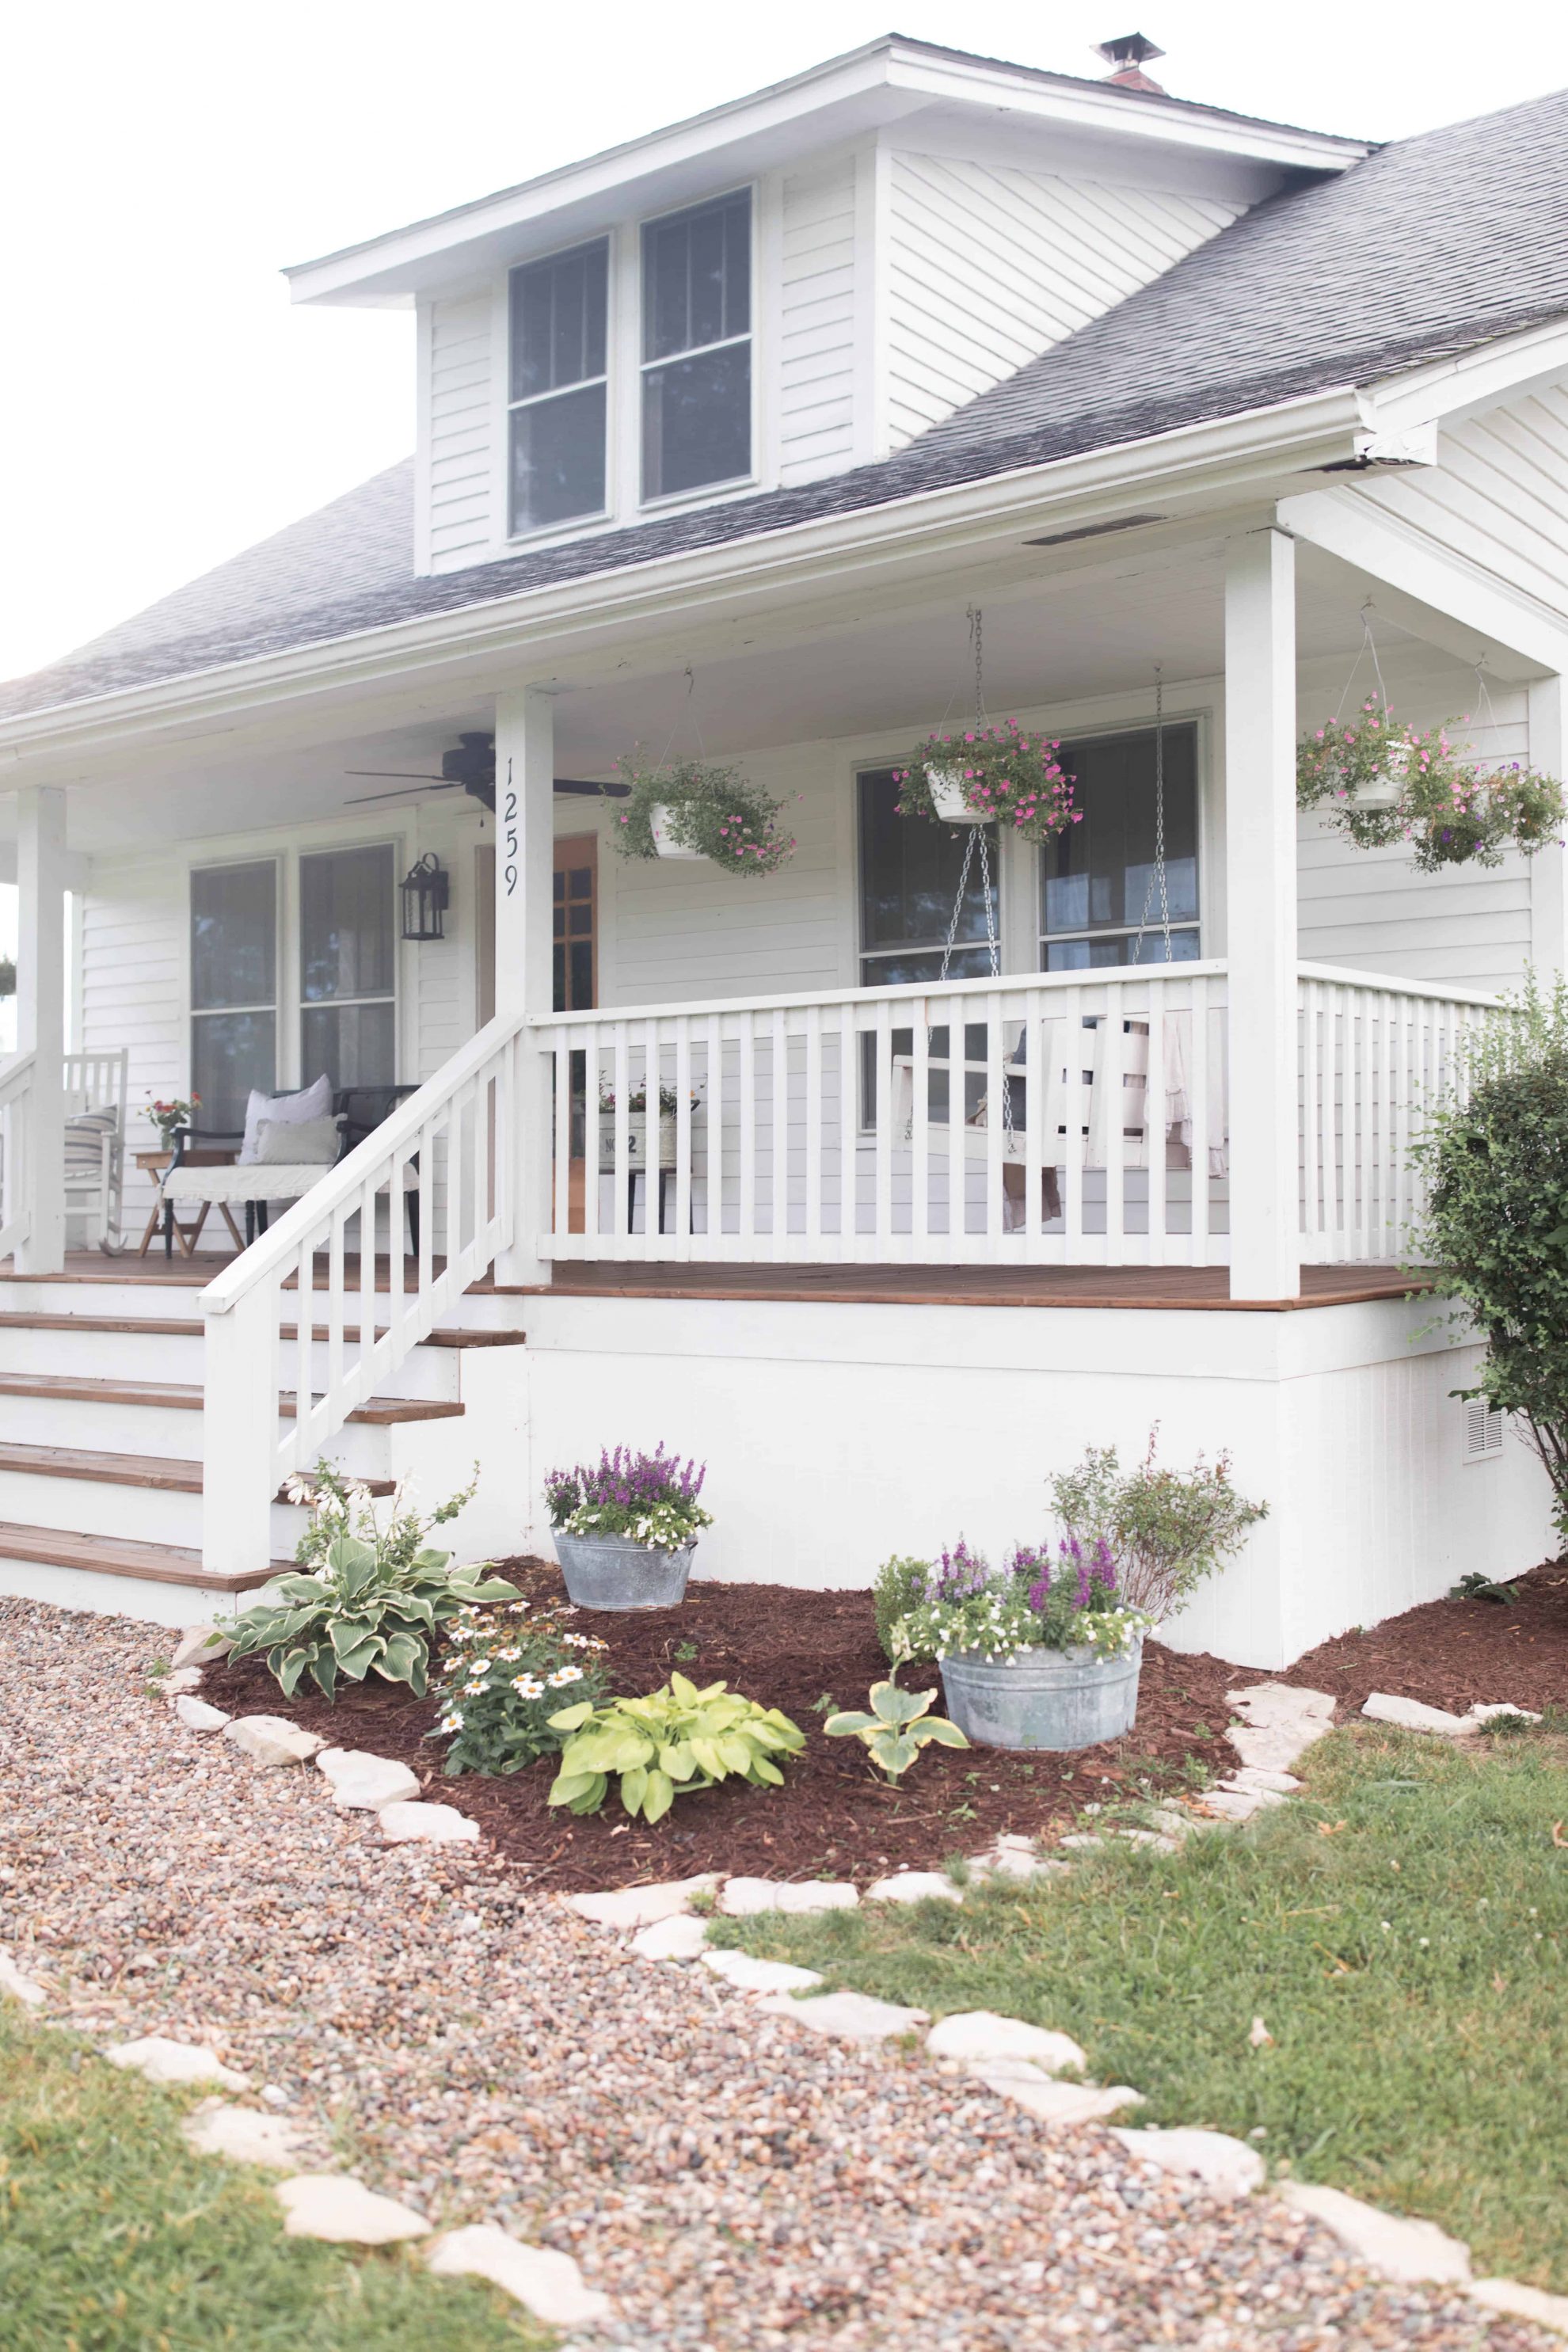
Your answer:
939,1640 -> 1144,1751
554,1531 -> 697,1612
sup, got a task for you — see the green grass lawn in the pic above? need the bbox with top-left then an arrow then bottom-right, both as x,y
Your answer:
710,1721 -> 1568,2289
0,2006 -> 547,2352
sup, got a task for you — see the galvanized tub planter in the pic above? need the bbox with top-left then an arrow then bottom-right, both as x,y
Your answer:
938,1639 -> 1144,1751
554,1530 -> 697,1612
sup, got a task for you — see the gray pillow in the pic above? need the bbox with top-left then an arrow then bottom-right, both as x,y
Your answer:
253,1115 -> 341,1166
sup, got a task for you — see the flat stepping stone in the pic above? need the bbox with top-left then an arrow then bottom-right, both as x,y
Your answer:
0,1951 -> 47,2007
223,1716 -> 324,1768
105,2036 -> 247,2090
566,1874 -> 720,1929
181,2100 -> 315,2169
426,2225 -> 615,2325
1469,1703 -> 1543,1726
701,1948 -> 823,1995
378,1801 -> 478,1844
316,1748 -> 420,1810
865,1871 -> 961,1905
927,2011 -> 1085,2074
1199,1787 -> 1273,1822
1279,2181 -> 1471,2283
1227,1684 -> 1335,1773
719,1877 -> 858,1916
173,1695 -> 230,1733
630,1914 -> 710,1962
1471,2278 -> 1568,2335
172,1623 -> 231,1669
760,1989 -> 927,2042
1362,1692 -> 1474,1738
276,2173 -> 431,2244
161,1666 -> 205,1694
1112,2126 -> 1265,2198
966,1843 -> 1068,1883
970,2059 -> 1144,2127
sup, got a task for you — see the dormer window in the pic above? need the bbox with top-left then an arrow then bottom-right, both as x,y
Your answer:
507,237 -> 609,534
641,190 -> 752,500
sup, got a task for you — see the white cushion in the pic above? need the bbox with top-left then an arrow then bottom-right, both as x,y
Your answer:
254,1115 -> 340,1166
238,1075 -> 332,1165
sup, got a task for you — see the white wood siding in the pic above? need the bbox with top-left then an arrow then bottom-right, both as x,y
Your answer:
425,294 -> 495,573
884,154 -> 1241,448
778,155 -> 858,486
80,862 -> 187,1230
1357,384 -> 1568,625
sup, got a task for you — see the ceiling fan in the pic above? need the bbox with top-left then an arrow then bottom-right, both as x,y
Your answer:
345,732 -> 630,813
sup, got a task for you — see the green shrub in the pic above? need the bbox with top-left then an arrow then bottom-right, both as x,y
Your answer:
1047,1435 -> 1267,1618
436,1600 -> 607,1775
873,1555 -> 933,1661
1414,972 -> 1568,1539
546,1673 -> 805,1822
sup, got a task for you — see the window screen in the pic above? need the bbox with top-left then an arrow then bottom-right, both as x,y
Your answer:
508,238 -> 609,533
641,192 -> 752,500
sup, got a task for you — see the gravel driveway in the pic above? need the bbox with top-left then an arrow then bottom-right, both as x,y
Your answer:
0,1597 -> 1553,2351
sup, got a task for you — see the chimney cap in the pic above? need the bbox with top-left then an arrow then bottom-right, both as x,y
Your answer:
1094,31 -> 1167,92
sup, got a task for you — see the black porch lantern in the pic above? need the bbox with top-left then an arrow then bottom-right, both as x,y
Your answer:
400,851 -> 450,941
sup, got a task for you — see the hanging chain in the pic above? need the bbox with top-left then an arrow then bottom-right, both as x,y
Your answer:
971,603 -> 985,727
1132,665 -> 1172,965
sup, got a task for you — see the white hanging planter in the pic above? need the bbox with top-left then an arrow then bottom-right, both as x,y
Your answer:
649,804 -> 703,860
927,765 -> 988,824
1350,737 -> 1410,810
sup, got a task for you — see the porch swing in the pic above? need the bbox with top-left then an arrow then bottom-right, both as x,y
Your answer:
892,630 -> 1212,1231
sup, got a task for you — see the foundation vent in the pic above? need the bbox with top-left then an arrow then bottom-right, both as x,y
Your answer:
1463,1397 -> 1505,1462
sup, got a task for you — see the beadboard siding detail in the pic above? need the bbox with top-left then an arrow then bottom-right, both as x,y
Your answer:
778,156 -> 858,486
884,154 -> 1242,448
425,295 -> 495,573
1356,385 -> 1568,624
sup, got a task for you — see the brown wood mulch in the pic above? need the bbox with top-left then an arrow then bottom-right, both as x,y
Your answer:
198,1553 -> 1568,1893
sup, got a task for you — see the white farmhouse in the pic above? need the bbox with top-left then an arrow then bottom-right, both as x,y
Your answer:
2,33 -> 1565,1662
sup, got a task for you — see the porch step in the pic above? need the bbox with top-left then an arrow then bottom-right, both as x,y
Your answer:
0,1520 -> 285,1593
0,1311 -> 524,1347
0,1372 -> 466,1426
0,1443 -> 394,1501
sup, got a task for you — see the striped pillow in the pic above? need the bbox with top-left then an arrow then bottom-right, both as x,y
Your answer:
63,1109 -> 119,1178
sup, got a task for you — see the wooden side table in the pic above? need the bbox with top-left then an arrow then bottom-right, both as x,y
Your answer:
135,1147 -> 245,1258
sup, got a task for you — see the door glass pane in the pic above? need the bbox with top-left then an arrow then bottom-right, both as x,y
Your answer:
1041,725 -> 1199,959
302,1002 -> 395,1093
509,382 -> 607,531
191,862 -> 275,1010
301,846 -> 394,1004
192,1010 -> 275,1137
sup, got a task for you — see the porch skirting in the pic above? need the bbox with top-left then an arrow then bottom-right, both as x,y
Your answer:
495,1288 -> 1553,1673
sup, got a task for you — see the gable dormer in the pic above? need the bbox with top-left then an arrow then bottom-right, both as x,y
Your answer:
286,36 -> 1367,577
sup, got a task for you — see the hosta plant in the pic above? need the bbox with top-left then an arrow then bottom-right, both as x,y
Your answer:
436,1600 -> 608,1775
894,721 -> 1081,843
546,1673 -> 805,1822
224,1467 -> 517,1699
824,1680 -> 969,1779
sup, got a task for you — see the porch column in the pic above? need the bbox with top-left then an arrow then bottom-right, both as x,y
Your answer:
1224,530 -> 1300,1300
13,786 -> 67,1274
492,685 -> 556,1285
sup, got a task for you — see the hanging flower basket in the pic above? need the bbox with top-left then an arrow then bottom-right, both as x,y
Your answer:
895,723 -> 1082,845
1297,698 -> 1566,872
611,757 -> 797,877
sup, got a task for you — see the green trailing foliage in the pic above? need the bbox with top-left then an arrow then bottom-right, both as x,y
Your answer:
224,1465 -> 516,1699
546,1673 -> 805,1822
609,756 -> 797,875
824,1680 -> 969,1779
1414,972 -> 1568,1541
1297,698 -> 1566,873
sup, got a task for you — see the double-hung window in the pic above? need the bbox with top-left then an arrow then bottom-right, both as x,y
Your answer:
1040,725 -> 1201,968
508,238 -> 609,535
190,860 -> 278,1136
857,767 -> 998,1122
641,190 -> 752,500
300,846 -> 396,1091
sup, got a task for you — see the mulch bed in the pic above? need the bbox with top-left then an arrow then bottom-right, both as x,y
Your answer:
200,1561 -> 1240,1892
198,1554 -> 1568,1893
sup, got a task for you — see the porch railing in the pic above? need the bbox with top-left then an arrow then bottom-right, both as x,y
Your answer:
197,1012 -> 519,1576
0,1051 -> 34,1262
535,965 -> 1233,1269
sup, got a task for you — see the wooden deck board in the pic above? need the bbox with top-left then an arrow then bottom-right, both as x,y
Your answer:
542,1262 -> 1427,1311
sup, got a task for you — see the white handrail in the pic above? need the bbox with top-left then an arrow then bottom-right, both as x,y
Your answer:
526,960 -> 1231,1031
0,1050 -> 34,1262
1296,961 -> 1503,1011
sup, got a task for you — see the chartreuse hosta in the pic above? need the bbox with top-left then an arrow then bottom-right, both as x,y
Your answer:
546,1673 -> 806,1822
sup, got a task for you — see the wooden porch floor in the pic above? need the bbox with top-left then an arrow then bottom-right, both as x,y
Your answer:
8,1253 -> 1424,1311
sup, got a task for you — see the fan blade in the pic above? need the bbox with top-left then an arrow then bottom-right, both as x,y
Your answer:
554,777 -> 633,799
344,782 -> 465,805
344,769 -> 449,780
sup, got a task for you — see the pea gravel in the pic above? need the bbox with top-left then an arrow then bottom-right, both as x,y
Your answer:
0,1598 -> 1555,2352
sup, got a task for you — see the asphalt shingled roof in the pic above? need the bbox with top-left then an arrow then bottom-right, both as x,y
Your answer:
6,84 -> 1567,725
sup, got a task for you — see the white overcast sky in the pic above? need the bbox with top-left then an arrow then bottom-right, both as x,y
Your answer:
1,0 -> 1563,687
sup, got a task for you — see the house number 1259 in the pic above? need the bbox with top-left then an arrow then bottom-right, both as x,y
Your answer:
503,767 -> 518,896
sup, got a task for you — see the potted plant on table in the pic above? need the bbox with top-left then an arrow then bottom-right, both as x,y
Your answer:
889,1441 -> 1266,1751
611,755 -> 797,875
894,721 -> 1081,843
544,1444 -> 713,1611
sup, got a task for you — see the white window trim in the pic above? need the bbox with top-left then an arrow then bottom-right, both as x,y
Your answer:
504,232 -> 614,544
